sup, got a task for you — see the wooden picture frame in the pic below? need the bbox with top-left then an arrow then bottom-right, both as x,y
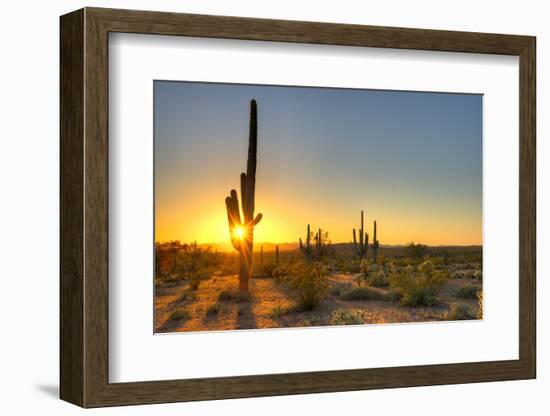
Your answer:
60,7 -> 536,408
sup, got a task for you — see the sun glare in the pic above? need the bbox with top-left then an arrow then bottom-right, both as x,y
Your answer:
234,226 -> 245,239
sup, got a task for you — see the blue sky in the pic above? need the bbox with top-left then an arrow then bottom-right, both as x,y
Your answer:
154,81 -> 482,246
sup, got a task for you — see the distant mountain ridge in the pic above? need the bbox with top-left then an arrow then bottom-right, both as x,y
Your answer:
197,241 -> 481,253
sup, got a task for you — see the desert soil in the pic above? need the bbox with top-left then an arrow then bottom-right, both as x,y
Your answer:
155,274 -> 481,333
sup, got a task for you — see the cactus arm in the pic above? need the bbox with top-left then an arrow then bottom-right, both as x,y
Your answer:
252,213 -> 262,225
225,195 -> 241,251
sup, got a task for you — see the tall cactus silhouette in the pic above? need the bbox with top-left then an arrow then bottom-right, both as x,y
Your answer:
372,220 -> 380,263
352,210 -> 369,260
225,99 -> 263,293
315,228 -> 326,259
299,224 -> 314,260
352,211 -> 380,263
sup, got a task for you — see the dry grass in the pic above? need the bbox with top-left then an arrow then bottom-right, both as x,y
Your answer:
155,273 -> 481,333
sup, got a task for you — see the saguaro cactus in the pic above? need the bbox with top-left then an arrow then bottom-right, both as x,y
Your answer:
352,210 -> 369,260
225,99 -> 263,293
275,245 -> 280,264
372,220 -> 380,263
315,228 -> 323,259
299,224 -> 314,259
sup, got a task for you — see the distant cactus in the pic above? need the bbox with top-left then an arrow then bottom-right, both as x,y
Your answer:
275,245 -> 280,264
225,99 -> 263,293
372,220 -> 380,263
260,246 -> 264,265
299,224 -> 314,259
352,211 -> 379,263
315,228 -> 327,259
352,210 -> 369,260
300,225 -> 329,260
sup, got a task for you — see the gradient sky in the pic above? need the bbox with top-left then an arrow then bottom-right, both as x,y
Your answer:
154,81 -> 482,246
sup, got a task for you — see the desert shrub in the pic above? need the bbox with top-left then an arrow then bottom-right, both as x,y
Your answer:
291,261 -> 329,310
389,260 -> 449,307
330,282 -> 353,297
385,288 -> 404,303
272,263 -> 290,283
389,264 -> 415,291
344,259 -> 361,274
406,242 -> 429,259
352,259 -> 371,286
401,287 -> 438,307
188,273 -> 207,291
169,309 -> 190,321
446,303 -> 475,320
418,260 -> 448,292
172,242 -> 213,289
218,255 -> 239,276
330,309 -> 365,325
368,268 -> 388,287
260,261 -> 278,278
450,271 -> 464,279
206,303 -> 220,316
455,284 -> 479,299
340,286 -> 385,301
269,304 -> 292,319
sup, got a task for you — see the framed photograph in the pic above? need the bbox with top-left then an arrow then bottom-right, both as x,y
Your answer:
60,7 -> 536,408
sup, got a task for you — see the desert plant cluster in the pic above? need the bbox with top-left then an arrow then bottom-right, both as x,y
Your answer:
155,237 -> 482,332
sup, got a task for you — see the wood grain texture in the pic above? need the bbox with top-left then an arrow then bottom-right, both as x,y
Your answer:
59,7 -> 537,408
59,8 -> 84,407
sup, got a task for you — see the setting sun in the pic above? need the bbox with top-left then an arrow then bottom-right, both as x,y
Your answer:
234,225 -> 245,240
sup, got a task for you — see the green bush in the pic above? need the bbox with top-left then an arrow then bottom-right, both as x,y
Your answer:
340,286 -> 385,301
385,288 -> 403,303
368,268 -> 388,287
169,309 -> 190,321
330,309 -> 365,325
446,303 -> 475,320
455,284 -> 479,299
389,260 -> 448,307
401,287 -> 438,307
291,262 -> 329,310
330,283 -> 353,297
